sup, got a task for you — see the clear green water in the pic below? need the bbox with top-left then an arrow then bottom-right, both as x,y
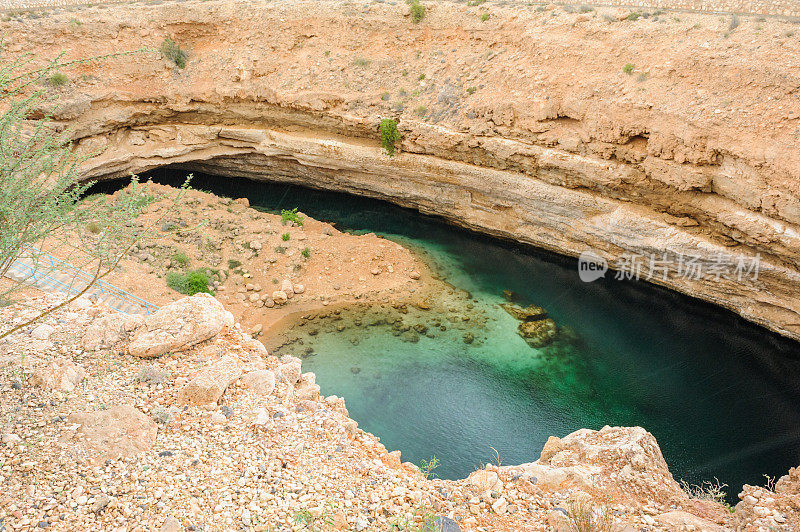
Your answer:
135,171 -> 800,501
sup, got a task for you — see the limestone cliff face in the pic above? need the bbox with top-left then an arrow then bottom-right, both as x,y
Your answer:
7,0 -> 800,339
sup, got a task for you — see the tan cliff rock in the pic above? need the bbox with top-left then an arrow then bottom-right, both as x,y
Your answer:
0,292 -> 762,530
6,0 -> 800,341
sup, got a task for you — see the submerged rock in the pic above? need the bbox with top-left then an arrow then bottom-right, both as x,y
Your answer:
518,319 -> 558,348
500,303 -> 548,322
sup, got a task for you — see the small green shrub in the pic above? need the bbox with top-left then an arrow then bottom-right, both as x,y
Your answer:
353,57 -> 371,68
467,0 -> 485,5
274,245 -> 286,254
466,86 -> 477,95
380,118 -> 400,156
579,5 -> 594,13
227,259 -> 242,269
301,247 -> 310,258
408,0 -> 425,23
171,250 -> 190,268
480,12 -> 490,22
281,232 -> 291,241
417,73 -> 426,81
623,63 -> 635,74
166,268 -> 211,295
280,208 -> 304,226
160,38 -> 187,69
414,105 -> 427,117
419,456 -> 440,479
626,11 -> 641,21
47,72 -> 68,87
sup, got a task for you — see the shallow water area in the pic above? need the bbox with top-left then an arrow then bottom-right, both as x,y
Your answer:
136,170 -> 800,501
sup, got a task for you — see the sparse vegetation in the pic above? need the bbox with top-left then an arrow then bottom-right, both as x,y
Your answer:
171,250 -> 190,268
353,56 -> 371,68
227,259 -> 242,269
466,86 -> 477,94
381,91 -> 391,101
417,73 -> 426,81
623,63 -> 635,75
728,14 -> 740,31
292,507 -> 335,531
0,53 -> 187,341
480,12 -> 490,22
380,118 -> 401,156
281,208 -> 304,226
467,0 -> 485,5
47,72 -> 68,86
166,268 -> 212,295
414,105 -> 427,117
160,37 -> 187,68
408,0 -> 425,23
281,232 -> 291,241
301,247 -> 310,258
418,456 -> 440,479
625,11 -> 641,21
680,478 -> 733,511
566,498 -> 616,532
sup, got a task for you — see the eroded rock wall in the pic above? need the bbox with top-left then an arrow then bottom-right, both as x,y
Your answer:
7,0 -> 800,339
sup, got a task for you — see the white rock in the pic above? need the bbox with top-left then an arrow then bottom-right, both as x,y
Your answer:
128,294 -> 233,358
272,291 -> 288,305
280,279 -> 294,296
30,323 -> 56,340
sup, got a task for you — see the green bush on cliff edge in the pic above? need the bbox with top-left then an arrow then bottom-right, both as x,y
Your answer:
380,118 -> 400,156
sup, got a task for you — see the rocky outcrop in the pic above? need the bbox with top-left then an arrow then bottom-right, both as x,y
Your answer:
502,426 -> 688,507
29,357 -> 85,392
68,405 -> 157,461
83,313 -> 145,352
128,293 -> 233,358
178,354 -> 242,406
9,1 -> 799,341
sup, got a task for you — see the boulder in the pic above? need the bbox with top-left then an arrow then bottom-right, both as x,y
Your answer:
518,318 -> 558,348
500,303 -> 548,322
29,357 -> 85,392
241,369 -> 276,396
83,313 -> 145,351
178,355 -> 242,405
281,280 -> 294,298
467,469 -> 501,492
272,290 -> 288,305
68,405 -> 157,460
128,294 -> 233,358
295,372 -> 320,401
502,426 -> 688,506
293,283 -> 305,295
277,356 -> 302,384
30,323 -> 56,340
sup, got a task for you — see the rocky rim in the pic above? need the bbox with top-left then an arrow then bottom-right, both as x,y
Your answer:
1,287 -> 798,531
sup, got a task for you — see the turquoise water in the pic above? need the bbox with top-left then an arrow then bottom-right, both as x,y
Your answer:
133,171 -> 800,500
